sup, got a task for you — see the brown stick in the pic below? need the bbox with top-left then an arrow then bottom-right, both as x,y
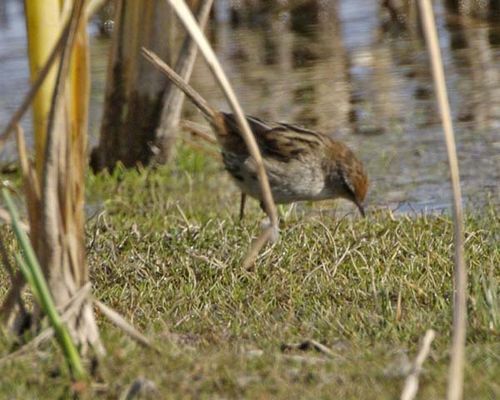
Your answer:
95,300 -> 158,352
418,2 -> 467,400
142,49 -> 215,121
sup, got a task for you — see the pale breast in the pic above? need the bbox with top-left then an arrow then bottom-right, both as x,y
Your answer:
222,151 -> 330,204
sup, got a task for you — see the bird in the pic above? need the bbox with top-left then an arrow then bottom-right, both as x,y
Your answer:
143,49 -> 368,218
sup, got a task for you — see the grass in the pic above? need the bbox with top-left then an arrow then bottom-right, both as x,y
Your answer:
0,146 -> 498,399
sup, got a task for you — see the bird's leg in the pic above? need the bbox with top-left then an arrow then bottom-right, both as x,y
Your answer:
239,193 -> 247,221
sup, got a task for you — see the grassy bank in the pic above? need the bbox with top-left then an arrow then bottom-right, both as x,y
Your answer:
0,147 -> 498,399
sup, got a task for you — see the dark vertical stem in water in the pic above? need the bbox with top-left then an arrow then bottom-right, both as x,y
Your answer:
450,7 -> 500,129
489,0 -> 500,20
90,0 -> 172,171
444,0 -> 489,18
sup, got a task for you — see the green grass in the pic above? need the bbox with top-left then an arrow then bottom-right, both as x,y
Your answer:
0,146 -> 498,399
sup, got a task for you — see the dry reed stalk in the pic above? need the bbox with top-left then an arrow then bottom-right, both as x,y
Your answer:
154,0 -> 214,163
418,1 -> 467,399
15,125 -> 40,246
400,329 -> 436,400
95,300 -> 157,351
35,0 -> 103,355
40,0 -> 84,284
0,7 -> 75,326
165,0 -> 279,267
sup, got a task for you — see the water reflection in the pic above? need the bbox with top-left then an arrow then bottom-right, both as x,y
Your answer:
0,0 -> 498,211
0,0 -> 30,162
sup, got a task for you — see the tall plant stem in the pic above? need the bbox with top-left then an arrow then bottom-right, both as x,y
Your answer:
418,2 -> 467,399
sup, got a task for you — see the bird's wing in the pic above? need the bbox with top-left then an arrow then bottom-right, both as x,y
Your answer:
220,113 -> 325,162
257,122 -> 326,162
218,113 -> 273,154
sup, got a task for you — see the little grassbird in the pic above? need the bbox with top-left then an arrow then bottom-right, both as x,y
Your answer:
145,51 -> 368,217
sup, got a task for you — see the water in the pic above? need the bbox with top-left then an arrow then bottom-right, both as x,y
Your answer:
1,0 -> 499,212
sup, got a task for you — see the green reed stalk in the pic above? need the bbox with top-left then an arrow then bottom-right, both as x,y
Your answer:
2,189 -> 85,380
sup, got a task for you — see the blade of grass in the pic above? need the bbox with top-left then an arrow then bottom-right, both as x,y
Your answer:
2,188 -> 85,379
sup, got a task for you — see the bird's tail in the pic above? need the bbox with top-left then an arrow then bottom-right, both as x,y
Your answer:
142,48 -> 216,123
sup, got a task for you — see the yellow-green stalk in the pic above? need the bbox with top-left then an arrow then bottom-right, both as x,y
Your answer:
24,0 -> 62,177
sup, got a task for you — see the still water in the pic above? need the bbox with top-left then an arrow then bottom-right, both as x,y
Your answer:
0,0 -> 499,212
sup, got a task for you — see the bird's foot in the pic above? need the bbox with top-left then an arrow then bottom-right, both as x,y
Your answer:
260,217 -> 280,243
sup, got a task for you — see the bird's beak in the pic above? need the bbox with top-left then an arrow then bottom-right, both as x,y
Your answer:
355,201 -> 366,218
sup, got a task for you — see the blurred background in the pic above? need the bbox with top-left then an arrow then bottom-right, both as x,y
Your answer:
0,0 -> 499,211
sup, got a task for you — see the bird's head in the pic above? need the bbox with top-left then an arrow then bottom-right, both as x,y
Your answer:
325,142 -> 368,217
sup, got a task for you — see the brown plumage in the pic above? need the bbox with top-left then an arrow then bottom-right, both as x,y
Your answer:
144,50 -> 368,216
